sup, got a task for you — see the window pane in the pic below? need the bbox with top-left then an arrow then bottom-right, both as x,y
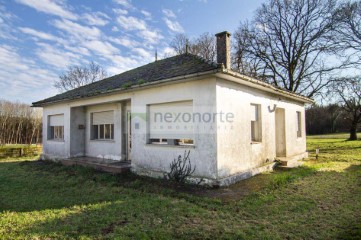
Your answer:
60,126 -> 64,139
50,126 -> 54,139
93,125 -> 98,139
111,124 -> 114,139
100,125 -> 104,139
105,124 -> 111,139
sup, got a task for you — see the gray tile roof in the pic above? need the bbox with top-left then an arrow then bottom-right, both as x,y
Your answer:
32,53 -> 219,106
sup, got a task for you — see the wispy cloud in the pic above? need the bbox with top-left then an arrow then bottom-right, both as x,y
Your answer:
113,0 -> 133,9
35,43 -> 81,68
162,8 -> 184,33
0,44 -> 58,102
19,27 -> 61,42
163,18 -> 184,33
83,40 -> 119,56
117,15 -> 146,31
162,9 -> 176,18
52,19 -> 101,40
141,10 -> 151,19
15,0 -> 78,20
82,12 -> 110,26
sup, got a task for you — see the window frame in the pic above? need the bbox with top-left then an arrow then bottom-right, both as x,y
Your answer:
90,111 -> 115,141
48,114 -> 64,141
250,103 -> 262,143
296,111 -> 302,138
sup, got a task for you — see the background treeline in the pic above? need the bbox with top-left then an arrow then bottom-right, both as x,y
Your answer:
306,104 -> 358,135
0,100 -> 42,145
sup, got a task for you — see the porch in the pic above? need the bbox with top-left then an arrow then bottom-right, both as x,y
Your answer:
59,157 -> 131,174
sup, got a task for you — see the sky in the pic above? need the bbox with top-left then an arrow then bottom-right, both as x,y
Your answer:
0,0 -> 265,104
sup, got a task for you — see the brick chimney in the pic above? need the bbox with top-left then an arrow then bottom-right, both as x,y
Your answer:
215,31 -> 231,69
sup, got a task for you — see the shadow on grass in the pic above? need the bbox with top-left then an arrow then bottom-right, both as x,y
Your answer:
0,160 -> 359,239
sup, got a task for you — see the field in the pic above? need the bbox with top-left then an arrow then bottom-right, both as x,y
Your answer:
0,133 -> 360,239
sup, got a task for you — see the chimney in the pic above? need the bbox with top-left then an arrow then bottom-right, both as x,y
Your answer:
215,31 -> 231,69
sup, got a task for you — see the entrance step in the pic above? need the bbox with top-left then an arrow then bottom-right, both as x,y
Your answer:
276,156 -> 304,168
60,157 -> 131,174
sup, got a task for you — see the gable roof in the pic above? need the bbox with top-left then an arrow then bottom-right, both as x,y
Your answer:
32,53 -> 219,107
32,53 -> 313,107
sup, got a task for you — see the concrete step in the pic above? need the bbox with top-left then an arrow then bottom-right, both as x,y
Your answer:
277,156 -> 304,168
60,158 -> 131,174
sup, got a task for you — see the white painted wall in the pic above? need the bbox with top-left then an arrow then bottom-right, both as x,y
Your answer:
216,78 -> 307,178
41,74 -> 307,183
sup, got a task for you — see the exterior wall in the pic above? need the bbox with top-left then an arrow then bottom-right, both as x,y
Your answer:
216,78 -> 307,179
42,104 -> 70,159
131,78 -> 218,179
85,103 -> 122,160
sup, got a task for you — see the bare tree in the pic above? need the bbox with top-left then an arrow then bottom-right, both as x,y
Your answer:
233,0 -> 348,98
329,77 -> 361,140
334,1 -> 361,53
170,33 -> 190,55
169,32 -> 216,62
54,61 -> 107,92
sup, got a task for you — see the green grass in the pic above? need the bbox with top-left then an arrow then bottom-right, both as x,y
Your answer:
0,137 -> 360,239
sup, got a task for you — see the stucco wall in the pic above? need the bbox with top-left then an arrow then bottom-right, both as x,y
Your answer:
216,78 -> 307,178
42,104 -> 70,159
131,78 -> 218,179
84,103 -> 123,160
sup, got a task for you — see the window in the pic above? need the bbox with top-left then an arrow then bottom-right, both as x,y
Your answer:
91,111 -> 114,140
48,114 -> 64,140
148,101 -> 194,145
251,104 -> 262,142
297,111 -> 302,138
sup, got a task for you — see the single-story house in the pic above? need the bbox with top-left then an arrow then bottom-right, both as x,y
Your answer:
32,31 -> 313,186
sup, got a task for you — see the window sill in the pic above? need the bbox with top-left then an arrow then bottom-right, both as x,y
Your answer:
90,139 -> 116,143
251,141 -> 262,144
145,144 -> 196,148
47,139 -> 65,142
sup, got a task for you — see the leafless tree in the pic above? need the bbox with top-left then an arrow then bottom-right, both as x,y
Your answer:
334,1 -> 361,53
329,77 -> 361,140
0,100 -> 42,145
233,0 -> 349,98
169,32 -> 216,62
54,61 -> 107,92
170,33 -> 190,55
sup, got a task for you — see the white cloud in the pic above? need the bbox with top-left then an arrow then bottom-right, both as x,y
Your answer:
163,18 -> 184,33
141,10 -> 151,18
83,40 -> 119,56
82,12 -> 110,26
15,0 -> 77,20
132,47 -> 152,60
52,19 -> 101,40
117,15 -> 146,31
113,0 -> 133,9
35,43 -> 81,68
19,27 -> 61,42
109,36 -> 139,48
111,26 -> 119,32
0,45 -> 59,103
113,8 -> 128,15
138,29 -> 163,44
162,9 -> 176,18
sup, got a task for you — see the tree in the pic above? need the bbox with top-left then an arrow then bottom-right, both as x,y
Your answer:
233,0 -> 346,98
334,1 -> 361,55
54,61 -> 107,92
169,32 -> 216,62
329,77 -> 361,140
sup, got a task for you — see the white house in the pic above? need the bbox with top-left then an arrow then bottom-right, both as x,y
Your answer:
33,31 -> 313,186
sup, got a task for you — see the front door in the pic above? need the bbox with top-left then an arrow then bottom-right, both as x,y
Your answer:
275,108 -> 286,157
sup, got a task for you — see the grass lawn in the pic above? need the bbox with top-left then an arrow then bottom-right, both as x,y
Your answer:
0,136 -> 360,239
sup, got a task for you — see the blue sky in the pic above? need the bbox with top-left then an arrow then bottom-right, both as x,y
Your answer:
0,0 -> 264,104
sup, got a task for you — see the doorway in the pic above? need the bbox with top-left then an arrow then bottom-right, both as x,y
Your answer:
275,108 -> 286,157
122,101 -> 132,161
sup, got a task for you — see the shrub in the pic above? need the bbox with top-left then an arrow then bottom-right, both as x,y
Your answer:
166,150 -> 195,183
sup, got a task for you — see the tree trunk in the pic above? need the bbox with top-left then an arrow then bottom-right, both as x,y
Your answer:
349,121 -> 358,140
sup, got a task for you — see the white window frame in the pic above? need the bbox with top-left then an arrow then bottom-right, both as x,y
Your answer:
91,111 -> 114,141
48,114 -> 64,141
251,104 -> 262,142
297,111 -> 302,138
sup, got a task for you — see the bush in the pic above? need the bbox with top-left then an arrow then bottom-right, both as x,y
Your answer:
166,150 -> 195,183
